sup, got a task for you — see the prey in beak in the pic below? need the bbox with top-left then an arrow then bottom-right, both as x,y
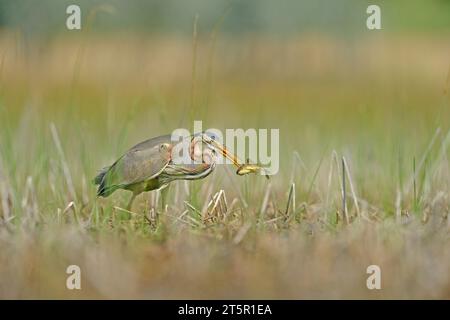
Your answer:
201,133 -> 269,179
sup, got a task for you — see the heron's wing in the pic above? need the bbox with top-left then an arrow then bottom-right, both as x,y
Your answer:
105,143 -> 172,188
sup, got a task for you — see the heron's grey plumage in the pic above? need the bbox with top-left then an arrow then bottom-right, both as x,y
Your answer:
95,135 -> 173,197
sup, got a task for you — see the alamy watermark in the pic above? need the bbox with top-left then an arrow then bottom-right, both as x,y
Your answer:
170,121 -> 280,175
66,4 -> 382,31
66,264 -> 81,290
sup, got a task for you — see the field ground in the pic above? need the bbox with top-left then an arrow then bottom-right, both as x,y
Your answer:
0,33 -> 449,298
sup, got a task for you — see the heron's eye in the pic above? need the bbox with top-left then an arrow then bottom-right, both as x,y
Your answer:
159,143 -> 169,152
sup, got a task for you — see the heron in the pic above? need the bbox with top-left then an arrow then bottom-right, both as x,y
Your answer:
93,132 -> 243,210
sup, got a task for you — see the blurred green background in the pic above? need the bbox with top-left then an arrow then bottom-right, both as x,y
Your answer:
0,0 -> 449,203
1,0 -> 450,39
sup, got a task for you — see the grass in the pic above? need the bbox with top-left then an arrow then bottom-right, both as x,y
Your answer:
0,31 -> 449,298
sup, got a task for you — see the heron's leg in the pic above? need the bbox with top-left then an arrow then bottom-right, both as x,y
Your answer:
160,185 -> 169,212
126,193 -> 137,211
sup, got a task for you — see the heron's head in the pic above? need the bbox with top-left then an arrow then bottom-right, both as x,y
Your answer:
188,132 -> 218,165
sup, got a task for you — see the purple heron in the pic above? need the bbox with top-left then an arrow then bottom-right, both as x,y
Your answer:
94,132 -> 241,210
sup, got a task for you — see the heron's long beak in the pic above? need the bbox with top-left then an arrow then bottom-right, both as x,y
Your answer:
210,140 -> 241,167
